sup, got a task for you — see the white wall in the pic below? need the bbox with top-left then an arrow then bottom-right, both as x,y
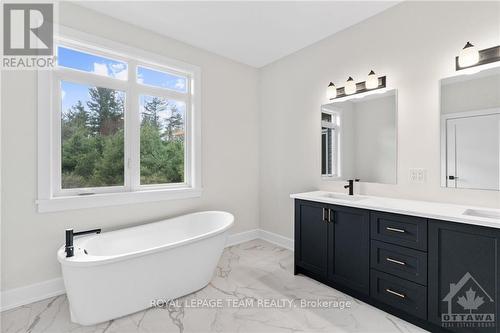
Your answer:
259,1 -> 500,238
0,3 -> 260,291
353,94 -> 397,184
339,102 -> 355,180
441,70 -> 500,114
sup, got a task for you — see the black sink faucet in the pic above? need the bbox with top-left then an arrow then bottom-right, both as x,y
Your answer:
344,179 -> 360,196
65,228 -> 101,257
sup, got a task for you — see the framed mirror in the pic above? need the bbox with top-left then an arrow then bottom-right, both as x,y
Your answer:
321,89 -> 397,184
440,66 -> 500,191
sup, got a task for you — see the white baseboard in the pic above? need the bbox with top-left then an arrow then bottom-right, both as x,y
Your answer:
1,277 -> 65,312
258,229 -> 294,250
226,228 -> 294,251
1,228 -> 293,312
226,228 -> 260,247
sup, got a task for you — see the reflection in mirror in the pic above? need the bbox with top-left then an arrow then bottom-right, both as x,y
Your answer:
321,112 -> 339,177
440,67 -> 500,191
321,89 -> 397,184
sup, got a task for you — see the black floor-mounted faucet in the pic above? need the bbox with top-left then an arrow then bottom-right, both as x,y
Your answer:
65,228 -> 101,257
344,179 -> 360,196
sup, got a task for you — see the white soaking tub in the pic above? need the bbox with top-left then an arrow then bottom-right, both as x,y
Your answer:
57,211 -> 234,325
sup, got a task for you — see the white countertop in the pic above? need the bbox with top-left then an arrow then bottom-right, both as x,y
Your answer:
290,191 -> 500,229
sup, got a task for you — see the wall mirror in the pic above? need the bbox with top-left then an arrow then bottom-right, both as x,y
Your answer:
321,89 -> 397,184
440,67 -> 500,191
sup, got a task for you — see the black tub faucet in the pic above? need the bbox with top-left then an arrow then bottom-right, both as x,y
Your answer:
344,179 -> 360,196
65,228 -> 101,257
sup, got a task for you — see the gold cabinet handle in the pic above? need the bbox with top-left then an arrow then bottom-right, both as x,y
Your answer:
386,257 -> 406,266
385,288 -> 406,299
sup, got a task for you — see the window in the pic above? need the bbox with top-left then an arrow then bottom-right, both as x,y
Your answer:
321,111 -> 340,177
139,95 -> 186,185
61,81 -> 125,189
37,31 -> 201,212
137,66 -> 187,93
58,46 -> 128,80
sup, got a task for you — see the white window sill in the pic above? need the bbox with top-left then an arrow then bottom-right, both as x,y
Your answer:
321,175 -> 342,181
37,187 -> 203,213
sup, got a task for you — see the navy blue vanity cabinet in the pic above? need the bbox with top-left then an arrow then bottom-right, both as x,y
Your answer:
294,200 -> 370,295
294,199 -> 500,333
294,200 -> 329,278
327,205 -> 370,296
428,220 -> 500,333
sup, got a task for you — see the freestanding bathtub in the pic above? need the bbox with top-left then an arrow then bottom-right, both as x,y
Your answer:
57,211 -> 234,325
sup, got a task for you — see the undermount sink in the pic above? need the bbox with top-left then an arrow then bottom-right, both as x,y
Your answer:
463,209 -> 500,220
320,193 -> 366,201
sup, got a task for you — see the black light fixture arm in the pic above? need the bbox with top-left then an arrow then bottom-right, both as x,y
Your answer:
328,76 -> 386,100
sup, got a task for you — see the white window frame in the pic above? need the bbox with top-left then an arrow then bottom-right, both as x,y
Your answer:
37,26 -> 202,212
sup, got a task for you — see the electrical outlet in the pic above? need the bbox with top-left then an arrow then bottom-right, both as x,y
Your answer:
409,168 -> 426,183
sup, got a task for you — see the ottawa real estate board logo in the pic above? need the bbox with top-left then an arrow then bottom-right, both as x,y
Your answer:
2,2 -> 55,69
441,272 -> 495,329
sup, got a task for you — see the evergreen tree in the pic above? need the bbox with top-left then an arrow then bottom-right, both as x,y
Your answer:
87,87 -> 124,136
94,131 -> 124,186
163,105 -> 184,141
142,97 -> 167,129
61,87 -> 184,188
62,101 -> 89,140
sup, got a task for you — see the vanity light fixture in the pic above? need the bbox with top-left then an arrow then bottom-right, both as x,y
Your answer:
326,73 -> 387,100
344,77 -> 356,95
365,70 -> 379,89
456,42 -> 500,70
458,42 -> 479,68
326,82 -> 337,100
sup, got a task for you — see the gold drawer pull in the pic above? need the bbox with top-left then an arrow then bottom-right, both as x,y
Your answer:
386,226 -> 405,233
386,288 -> 406,299
386,257 -> 406,266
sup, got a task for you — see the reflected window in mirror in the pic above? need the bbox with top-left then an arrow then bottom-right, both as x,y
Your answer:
321,89 -> 397,184
321,111 -> 340,177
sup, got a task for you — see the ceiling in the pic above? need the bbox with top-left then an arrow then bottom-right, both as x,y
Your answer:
78,1 -> 399,68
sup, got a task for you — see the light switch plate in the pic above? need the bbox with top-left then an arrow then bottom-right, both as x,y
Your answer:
409,168 -> 426,183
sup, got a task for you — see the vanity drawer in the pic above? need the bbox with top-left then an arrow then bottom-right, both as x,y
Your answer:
370,212 -> 427,251
370,240 -> 427,285
370,270 -> 427,320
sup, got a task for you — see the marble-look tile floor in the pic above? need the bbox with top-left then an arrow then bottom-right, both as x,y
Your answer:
1,239 -> 428,333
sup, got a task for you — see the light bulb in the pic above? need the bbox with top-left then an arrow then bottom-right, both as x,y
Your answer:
458,42 -> 480,68
326,82 -> 337,100
344,77 -> 356,95
365,70 -> 379,90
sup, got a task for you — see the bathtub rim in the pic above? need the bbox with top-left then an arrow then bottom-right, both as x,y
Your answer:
57,211 -> 234,267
